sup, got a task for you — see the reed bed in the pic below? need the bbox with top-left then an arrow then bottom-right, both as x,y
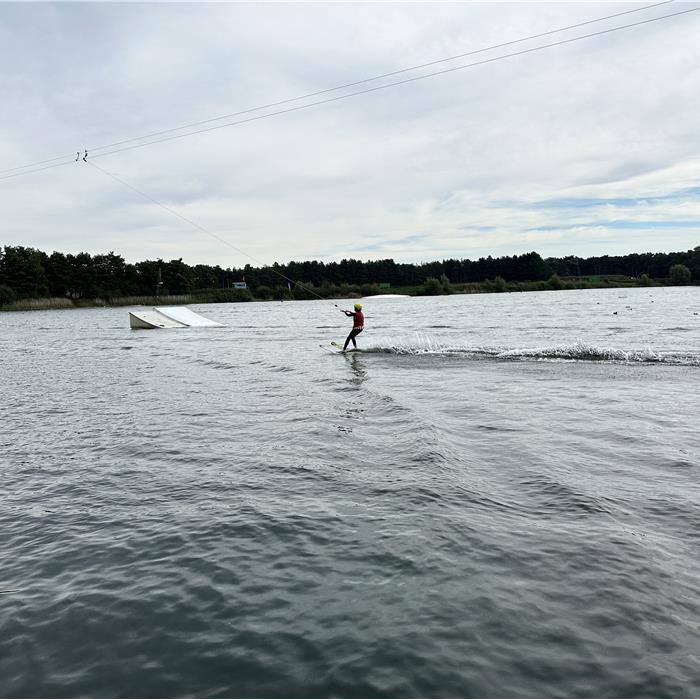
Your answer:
107,295 -> 195,307
1,297 -> 74,311
0,294 -> 197,312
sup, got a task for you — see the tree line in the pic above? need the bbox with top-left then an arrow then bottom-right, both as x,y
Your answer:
0,245 -> 697,304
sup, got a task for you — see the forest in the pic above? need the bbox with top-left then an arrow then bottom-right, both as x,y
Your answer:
0,245 -> 698,307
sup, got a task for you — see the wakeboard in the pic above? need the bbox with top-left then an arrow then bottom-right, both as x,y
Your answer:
321,342 -> 360,354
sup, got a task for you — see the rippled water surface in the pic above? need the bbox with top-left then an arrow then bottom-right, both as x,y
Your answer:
2,286 -> 699,697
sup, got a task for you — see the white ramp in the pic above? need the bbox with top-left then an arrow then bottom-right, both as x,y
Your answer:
362,294 -> 409,299
154,306 -> 224,327
129,310 -> 187,329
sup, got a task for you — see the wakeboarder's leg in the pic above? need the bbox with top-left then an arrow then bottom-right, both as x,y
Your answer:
344,328 -> 361,351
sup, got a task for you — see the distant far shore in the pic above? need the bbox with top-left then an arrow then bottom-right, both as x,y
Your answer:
2,245 -> 697,310
1,274 -> 695,312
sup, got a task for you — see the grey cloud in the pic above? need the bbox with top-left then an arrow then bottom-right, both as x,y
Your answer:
2,2 -> 699,266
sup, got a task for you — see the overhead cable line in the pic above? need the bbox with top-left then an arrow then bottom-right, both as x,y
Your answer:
0,0 -> 674,174
86,160 -> 335,305
0,0 -> 684,178
75,7 -> 700,159
0,159 -> 77,180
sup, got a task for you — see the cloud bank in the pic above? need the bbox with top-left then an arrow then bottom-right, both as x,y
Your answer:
1,2 -> 699,267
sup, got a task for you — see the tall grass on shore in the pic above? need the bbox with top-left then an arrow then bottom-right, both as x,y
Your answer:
1,297 -> 74,311
108,295 -> 195,307
0,292 -> 247,312
0,295 -> 196,312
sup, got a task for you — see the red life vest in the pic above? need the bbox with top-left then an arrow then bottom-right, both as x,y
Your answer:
353,310 -> 364,329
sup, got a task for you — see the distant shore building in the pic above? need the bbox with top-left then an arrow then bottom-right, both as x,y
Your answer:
233,282 -> 247,289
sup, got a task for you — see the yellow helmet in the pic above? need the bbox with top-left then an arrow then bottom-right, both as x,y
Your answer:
354,303 -> 362,310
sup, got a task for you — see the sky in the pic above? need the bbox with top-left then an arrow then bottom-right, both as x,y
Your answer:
1,1 -> 699,268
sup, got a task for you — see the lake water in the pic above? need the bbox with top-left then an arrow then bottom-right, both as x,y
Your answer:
1,286 -> 699,697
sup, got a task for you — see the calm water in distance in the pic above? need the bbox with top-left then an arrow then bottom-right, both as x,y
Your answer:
1,286 -> 699,697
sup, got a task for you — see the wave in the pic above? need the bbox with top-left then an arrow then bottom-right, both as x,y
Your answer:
493,342 -> 688,364
359,336 -> 700,366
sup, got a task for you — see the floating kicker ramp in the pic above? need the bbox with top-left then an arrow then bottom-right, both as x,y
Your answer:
129,306 -> 224,329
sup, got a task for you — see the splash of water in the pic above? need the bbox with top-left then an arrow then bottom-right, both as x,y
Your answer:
362,335 -> 700,366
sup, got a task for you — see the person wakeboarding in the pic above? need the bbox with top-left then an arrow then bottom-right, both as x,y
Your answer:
342,303 -> 364,351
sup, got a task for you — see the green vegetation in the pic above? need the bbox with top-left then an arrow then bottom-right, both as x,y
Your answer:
423,278 -> 441,295
1,244 -> 698,310
547,273 -> 564,290
0,284 -> 16,306
421,274 -> 457,295
493,276 -> 508,292
670,263 -> 692,285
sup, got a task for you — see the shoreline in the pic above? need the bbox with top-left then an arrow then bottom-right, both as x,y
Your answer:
1,277 -> 691,313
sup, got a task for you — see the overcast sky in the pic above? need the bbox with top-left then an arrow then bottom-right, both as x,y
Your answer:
1,1 -> 699,268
